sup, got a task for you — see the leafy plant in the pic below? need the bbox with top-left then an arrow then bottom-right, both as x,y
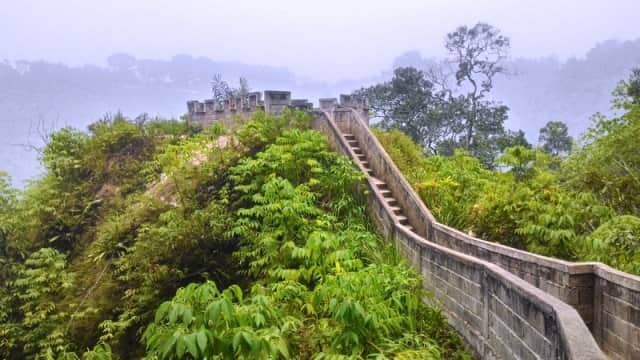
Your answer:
582,215 -> 640,274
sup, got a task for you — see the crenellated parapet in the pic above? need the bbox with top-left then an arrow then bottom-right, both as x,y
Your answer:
186,90 -> 368,128
186,91 -> 266,127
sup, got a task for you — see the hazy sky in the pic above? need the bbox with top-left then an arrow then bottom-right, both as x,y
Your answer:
2,0 -> 639,81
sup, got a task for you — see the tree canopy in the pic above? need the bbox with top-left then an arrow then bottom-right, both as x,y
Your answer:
374,68 -> 640,272
355,22 -> 517,167
538,121 -> 572,156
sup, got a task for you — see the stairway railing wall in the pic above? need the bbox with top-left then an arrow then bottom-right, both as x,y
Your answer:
311,108 -> 605,359
331,108 -> 640,358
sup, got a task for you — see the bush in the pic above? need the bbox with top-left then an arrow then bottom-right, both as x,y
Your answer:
583,215 -> 640,274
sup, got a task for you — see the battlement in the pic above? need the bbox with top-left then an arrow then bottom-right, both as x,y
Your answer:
186,90 -> 368,127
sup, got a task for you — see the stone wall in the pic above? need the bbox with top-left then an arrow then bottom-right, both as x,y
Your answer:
422,211 -> 640,359
187,90 -> 313,127
431,224 -> 596,328
320,106 -> 640,359
187,89 -> 639,358
593,266 -> 640,359
311,107 -> 605,359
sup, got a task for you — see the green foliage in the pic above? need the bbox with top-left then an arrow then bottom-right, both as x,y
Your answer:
374,77 -> 640,265
375,127 -> 615,261
2,248 -> 75,358
143,125 -> 467,359
496,130 -> 531,151
563,101 -> 640,215
230,129 -> 364,216
143,281 -> 295,359
235,108 -> 311,154
356,67 -> 446,152
582,215 -> 640,274
0,172 -> 17,257
472,176 -> 610,258
82,342 -> 113,360
0,109 -> 468,359
42,128 -> 91,184
497,146 -> 551,182
371,128 -> 426,176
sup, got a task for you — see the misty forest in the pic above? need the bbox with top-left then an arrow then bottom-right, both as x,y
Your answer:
1,15 -> 640,360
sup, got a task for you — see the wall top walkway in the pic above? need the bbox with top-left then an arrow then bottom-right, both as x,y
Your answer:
309,101 -> 621,359
189,90 -> 639,358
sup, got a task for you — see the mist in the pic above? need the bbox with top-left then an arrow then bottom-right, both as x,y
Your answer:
1,0 -> 639,186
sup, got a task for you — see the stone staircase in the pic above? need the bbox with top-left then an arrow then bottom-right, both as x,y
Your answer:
342,132 -> 414,233
316,105 -> 628,359
329,123 -> 604,359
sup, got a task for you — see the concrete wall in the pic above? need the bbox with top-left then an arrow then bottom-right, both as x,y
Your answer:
319,107 -> 640,359
311,109 -> 605,359
431,224 -> 596,328
593,266 -> 640,359
187,88 -> 638,358
425,215 -> 640,359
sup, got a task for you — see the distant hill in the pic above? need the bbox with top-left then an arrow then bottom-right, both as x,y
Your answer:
2,39 -> 639,186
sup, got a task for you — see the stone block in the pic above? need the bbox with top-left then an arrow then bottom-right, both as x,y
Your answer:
319,98 -> 338,110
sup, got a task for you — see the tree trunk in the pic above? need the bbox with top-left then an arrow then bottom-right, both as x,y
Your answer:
466,101 -> 476,150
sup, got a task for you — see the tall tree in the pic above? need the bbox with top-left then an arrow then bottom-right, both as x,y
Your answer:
355,23 -> 513,166
444,22 -> 511,153
614,67 -> 640,106
538,121 -> 573,156
211,75 -> 251,108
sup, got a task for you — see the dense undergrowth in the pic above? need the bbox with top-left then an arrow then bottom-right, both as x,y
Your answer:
0,110 -> 468,359
373,79 -> 640,274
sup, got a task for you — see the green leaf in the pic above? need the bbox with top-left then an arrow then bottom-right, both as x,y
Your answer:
196,330 -> 208,353
176,335 -> 186,358
184,333 -> 199,358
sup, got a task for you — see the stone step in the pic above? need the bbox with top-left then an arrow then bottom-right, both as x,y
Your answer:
351,147 -> 363,154
370,177 -> 386,187
360,160 -> 369,167
356,153 -> 366,160
396,215 -> 409,225
347,139 -> 358,146
363,167 -> 374,175
386,198 -> 398,206
390,206 -> 402,214
379,189 -> 392,197
343,133 -> 355,140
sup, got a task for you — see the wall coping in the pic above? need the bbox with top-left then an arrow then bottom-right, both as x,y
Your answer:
433,222 -> 594,274
397,225 -> 604,359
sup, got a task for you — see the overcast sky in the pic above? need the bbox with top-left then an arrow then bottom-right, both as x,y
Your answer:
2,0 -> 639,81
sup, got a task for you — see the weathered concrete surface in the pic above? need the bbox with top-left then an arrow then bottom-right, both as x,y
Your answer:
311,104 -> 605,359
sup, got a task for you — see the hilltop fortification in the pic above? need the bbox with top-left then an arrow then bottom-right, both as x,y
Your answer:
186,90 -> 368,127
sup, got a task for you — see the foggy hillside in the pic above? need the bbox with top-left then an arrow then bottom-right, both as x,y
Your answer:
1,39 -> 639,186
